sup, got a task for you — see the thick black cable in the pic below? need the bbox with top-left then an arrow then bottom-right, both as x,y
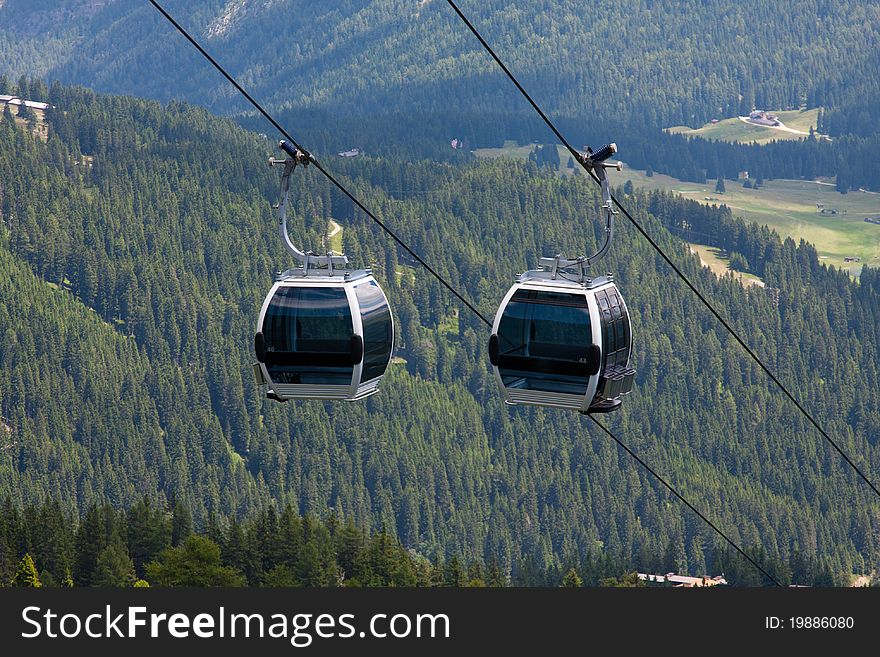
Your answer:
587,415 -> 781,586
444,0 -> 880,501
149,0 -> 780,586
148,0 -> 494,329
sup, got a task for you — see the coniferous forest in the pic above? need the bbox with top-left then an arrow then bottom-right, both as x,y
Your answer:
3,1 -> 880,188
2,498 -> 656,588
1,78 -> 879,587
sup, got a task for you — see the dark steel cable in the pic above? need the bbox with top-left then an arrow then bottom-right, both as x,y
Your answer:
444,0 -> 880,501
587,415 -> 782,586
148,0 -> 494,328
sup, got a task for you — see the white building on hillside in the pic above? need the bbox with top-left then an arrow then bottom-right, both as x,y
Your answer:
0,95 -> 51,111
638,572 -> 728,587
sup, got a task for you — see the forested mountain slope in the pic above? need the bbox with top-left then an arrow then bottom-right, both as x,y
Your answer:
2,1 -> 879,133
6,1 -> 880,189
1,85 -> 879,583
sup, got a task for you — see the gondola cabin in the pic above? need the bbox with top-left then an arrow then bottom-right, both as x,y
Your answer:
253,272 -> 394,402
488,274 -> 635,413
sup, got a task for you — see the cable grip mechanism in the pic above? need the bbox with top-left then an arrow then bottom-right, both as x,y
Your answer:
539,143 -> 622,282
269,141 -> 349,274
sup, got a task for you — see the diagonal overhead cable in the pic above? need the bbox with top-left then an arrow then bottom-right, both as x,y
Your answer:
444,0 -> 880,502
148,0 -> 781,586
587,415 -> 780,585
148,0 -> 494,328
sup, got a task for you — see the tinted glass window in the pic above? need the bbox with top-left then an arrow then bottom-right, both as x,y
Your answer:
496,290 -> 592,394
597,288 -> 631,369
355,281 -> 393,383
262,286 -> 354,385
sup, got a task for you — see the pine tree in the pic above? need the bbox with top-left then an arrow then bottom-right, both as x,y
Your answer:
145,536 -> 245,587
486,557 -> 507,587
127,499 -> 171,575
466,561 -> 486,587
171,501 -> 193,547
599,572 -> 644,587
561,567 -> 583,587
443,555 -> 466,587
12,554 -> 42,587
15,75 -> 29,100
0,540 -> 14,586
74,506 -> 114,586
93,540 -> 137,587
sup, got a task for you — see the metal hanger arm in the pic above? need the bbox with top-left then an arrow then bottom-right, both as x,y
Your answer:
272,141 -> 348,271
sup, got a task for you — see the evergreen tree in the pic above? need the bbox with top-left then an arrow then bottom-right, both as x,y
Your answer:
171,501 -> 193,547
0,546 -> 12,587
729,252 -> 750,272
12,554 -> 41,587
74,506 -> 116,587
443,556 -> 466,587
127,499 -> 171,575
561,567 -> 583,587
486,557 -> 508,587
145,536 -> 246,587
599,572 -> 644,587
15,75 -> 28,100
836,158 -> 851,193
262,564 -> 301,587
93,540 -> 137,587
466,561 -> 486,587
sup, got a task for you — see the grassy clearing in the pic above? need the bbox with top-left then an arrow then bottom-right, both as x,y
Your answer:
472,138 -> 880,275
473,140 -> 542,160
666,108 -> 822,144
621,167 -> 880,276
2,105 -> 49,142
437,310 -> 459,337
778,109 -> 822,133
474,141 -> 576,177
327,219 -> 343,253
688,243 -> 764,288
396,264 -> 417,287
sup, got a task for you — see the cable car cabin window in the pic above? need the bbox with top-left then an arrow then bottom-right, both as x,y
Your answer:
496,290 -> 592,395
596,289 -> 631,369
354,281 -> 392,383
262,286 -> 354,385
